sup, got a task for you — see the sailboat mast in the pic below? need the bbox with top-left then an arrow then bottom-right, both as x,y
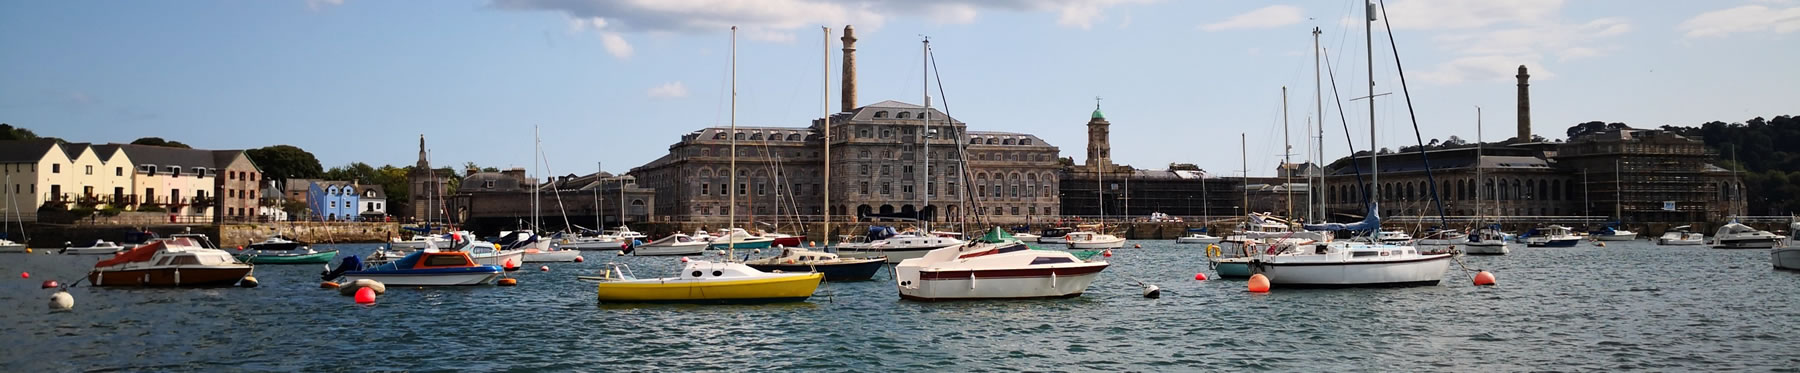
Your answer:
1313,27 -> 1324,223
1476,106 -> 1484,224
1365,0 -> 1379,214
728,26 -> 738,253
595,162 -> 601,232
921,37 -> 931,232
1615,158 -> 1622,222
1283,86 -> 1292,221
533,125 -> 540,232
822,26 -> 832,244
1241,133 -> 1248,217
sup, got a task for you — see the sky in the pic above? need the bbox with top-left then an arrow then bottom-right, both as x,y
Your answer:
3,0 -> 1797,179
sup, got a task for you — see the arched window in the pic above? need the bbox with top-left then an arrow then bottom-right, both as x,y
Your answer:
713,132 -> 727,140
1021,139 -> 1033,145
1524,179 -> 1535,200
786,134 -> 801,141
987,138 -> 998,145
874,111 -> 888,118
749,133 -> 763,141
1003,138 -> 1016,145
1537,180 -> 1548,201
969,137 -> 981,145
896,112 -> 911,119
734,132 -> 746,140
859,129 -> 871,138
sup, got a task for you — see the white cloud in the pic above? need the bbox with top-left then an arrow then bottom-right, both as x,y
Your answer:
1677,5 -> 1800,39
600,32 -> 634,58
491,0 -> 1153,38
1362,0 -> 1628,85
306,0 -> 345,11
648,81 -> 689,99
1200,5 -> 1304,31
1417,56 -> 1551,85
1377,0 -> 1564,30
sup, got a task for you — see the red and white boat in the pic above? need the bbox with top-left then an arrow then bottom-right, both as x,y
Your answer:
88,237 -> 253,287
894,229 -> 1108,301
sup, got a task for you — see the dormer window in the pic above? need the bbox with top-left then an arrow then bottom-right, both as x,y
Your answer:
874,111 -> 888,118
1003,138 -> 1016,145
750,133 -> 763,141
167,166 -> 181,176
969,138 -> 980,145
734,132 -> 746,140
896,112 -> 911,119
986,138 -> 998,145
786,134 -> 801,141
484,180 -> 496,189
140,165 -> 155,175
1021,139 -> 1033,145
712,132 -> 726,140
192,167 -> 206,177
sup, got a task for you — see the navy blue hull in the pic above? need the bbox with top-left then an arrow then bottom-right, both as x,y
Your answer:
746,260 -> 885,282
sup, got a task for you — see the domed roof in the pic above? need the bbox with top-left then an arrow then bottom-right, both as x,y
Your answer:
1091,107 -> 1105,120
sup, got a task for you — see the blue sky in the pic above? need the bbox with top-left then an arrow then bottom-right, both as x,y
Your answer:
3,0 -> 1796,178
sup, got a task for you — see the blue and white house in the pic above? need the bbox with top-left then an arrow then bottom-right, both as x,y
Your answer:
306,180 -> 360,221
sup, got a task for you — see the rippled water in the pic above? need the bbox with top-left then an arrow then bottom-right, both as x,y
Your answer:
3,240 -> 1798,371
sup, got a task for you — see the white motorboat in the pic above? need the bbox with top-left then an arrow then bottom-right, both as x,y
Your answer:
607,226 -> 648,241
1462,227 -> 1511,255
560,233 -> 625,250
1176,228 -> 1222,244
1414,229 -> 1468,246
390,234 -> 450,251
632,233 -> 709,256
1252,240 -> 1452,288
1713,221 -> 1786,249
88,237 -> 254,287
1774,247 -> 1800,271
1657,225 -> 1706,246
333,249 -> 503,286
1375,230 -> 1414,244
895,229 -> 1109,301
523,246 -> 582,262
837,226 -> 965,264
1239,213 -> 1332,242
1064,231 -> 1127,249
61,240 -> 128,255
0,238 -> 23,253
1524,225 -> 1582,247
1010,232 -> 1041,243
1592,226 -> 1638,241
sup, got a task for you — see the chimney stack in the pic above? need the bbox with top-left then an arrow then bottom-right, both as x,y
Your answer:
1516,65 -> 1531,142
840,25 -> 857,112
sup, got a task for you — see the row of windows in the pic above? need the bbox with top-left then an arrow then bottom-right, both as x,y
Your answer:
1329,178 -> 1744,204
710,132 -> 808,141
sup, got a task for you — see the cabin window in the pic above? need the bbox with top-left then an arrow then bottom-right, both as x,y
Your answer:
1029,256 -> 1073,265
169,255 -> 201,265
423,255 -> 471,267
1351,251 -> 1378,257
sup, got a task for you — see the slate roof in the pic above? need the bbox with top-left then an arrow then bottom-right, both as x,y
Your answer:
115,144 -> 222,169
0,140 -> 60,163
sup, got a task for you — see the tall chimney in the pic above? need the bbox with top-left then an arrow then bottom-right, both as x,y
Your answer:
1516,65 -> 1531,142
840,25 -> 857,112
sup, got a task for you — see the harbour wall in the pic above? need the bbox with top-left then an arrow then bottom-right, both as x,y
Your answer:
531,221 -> 1788,242
8,222 -> 399,248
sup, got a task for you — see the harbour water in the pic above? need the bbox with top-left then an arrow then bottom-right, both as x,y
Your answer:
3,240 -> 1797,371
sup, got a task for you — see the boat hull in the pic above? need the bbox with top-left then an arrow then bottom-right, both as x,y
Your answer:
1254,254 -> 1451,288
471,250 -> 525,268
633,244 -> 708,256
1463,242 -> 1511,255
1594,233 -> 1637,241
707,240 -> 774,250
1177,237 -> 1223,244
62,247 -> 125,255
1212,257 -> 1252,279
770,236 -> 805,247
746,259 -> 885,281
1658,238 -> 1705,245
564,241 -> 625,250
239,250 -> 337,264
342,270 -> 501,286
1774,248 -> 1800,271
1527,238 -> 1581,247
1068,239 -> 1126,250
88,267 -> 253,287
0,244 -> 24,253
523,249 -> 582,262
897,264 -> 1108,301
839,248 -> 937,264
594,273 -> 823,304
1715,238 -> 1783,249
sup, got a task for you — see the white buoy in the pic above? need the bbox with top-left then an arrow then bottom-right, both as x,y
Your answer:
339,278 -> 388,296
1142,284 -> 1162,299
50,291 -> 74,310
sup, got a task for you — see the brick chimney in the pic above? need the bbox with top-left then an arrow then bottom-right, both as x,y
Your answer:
840,25 -> 857,112
1516,65 -> 1531,142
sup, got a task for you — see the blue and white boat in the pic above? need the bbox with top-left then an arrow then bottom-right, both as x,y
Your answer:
322,250 -> 503,286
1523,225 -> 1582,247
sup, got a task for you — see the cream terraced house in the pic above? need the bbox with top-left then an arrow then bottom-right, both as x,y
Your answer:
0,140 -> 136,221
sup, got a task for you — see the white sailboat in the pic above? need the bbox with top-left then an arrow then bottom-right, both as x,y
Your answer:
1775,220 -> 1799,270
1253,2 -> 1452,288
0,174 -> 26,252
1463,107 -> 1511,255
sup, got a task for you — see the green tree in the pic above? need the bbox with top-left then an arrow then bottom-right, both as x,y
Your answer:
1,124 -> 66,143
131,137 -> 191,148
246,145 -> 325,181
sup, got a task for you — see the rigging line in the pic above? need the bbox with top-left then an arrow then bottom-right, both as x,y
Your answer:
1322,47 -> 1370,211
538,140 -> 573,233
928,44 -> 977,230
1378,0 -> 1449,228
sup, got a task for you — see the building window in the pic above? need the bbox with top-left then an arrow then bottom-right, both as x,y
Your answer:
880,165 -> 890,176
739,183 -> 747,195
330,201 -> 336,209
116,167 -> 123,176
859,165 -> 869,176
927,182 -> 935,196
880,182 -> 891,194
701,183 -> 709,195
484,180 -> 495,189
882,130 -> 892,138
903,165 -> 913,174
1012,206 -> 1020,215
978,185 -> 986,196
757,183 -> 766,196
85,165 -> 93,175
947,182 -> 957,196
52,164 -> 60,173
902,184 -> 913,194
859,182 -> 869,194
1029,206 -> 1037,215
897,112 -> 911,119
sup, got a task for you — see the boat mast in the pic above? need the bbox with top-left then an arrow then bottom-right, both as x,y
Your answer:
822,26 -> 832,245
533,125 -> 540,233
728,26 -> 738,255
1283,86 -> 1292,221
1365,0 -> 1379,224
1241,132 -> 1248,218
1476,106 -> 1484,226
1614,158 -> 1622,223
594,162 -> 601,232
1312,27 -> 1324,223
921,37 -> 931,233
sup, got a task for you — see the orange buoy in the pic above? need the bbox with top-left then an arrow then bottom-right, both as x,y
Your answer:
1194,273 -> 1208,281
19,272 -> 28,279
1596,242 -> 1606,247
539,265 -> 549,272
41,280 -> 59,289
237,246 -> 244,250
1102,249 -> 1113,257
320,281 -> 341,289
354,287 -> 377,304
1133,244 -> 1142,248
497,278 -> 518,286
1248,274 -> 1271,293
574,256 -> 584,263
1473,271 -> 1497,286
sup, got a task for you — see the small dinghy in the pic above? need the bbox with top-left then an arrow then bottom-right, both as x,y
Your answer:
744,247 -> 885,281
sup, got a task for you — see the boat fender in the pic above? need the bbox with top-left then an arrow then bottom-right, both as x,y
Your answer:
497,278 -> 518,286
49,291 -> 74,310
19,272 -> 27,279
786,259 -> 796,264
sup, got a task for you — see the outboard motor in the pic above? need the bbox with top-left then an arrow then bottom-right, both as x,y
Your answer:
320,255 -> 363,281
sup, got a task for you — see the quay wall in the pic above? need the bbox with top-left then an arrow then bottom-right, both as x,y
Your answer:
7,222 -> 399,248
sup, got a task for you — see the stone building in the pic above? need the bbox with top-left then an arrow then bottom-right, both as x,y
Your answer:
406,135 -> 451,222
629,26 -> 1061,225
1555,128 -> 1743,223
1321,145 -> 1575,220
447,168 -> 655,233
1059,106 -> 1241,220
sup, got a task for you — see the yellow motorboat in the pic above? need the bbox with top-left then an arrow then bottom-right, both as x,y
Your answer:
591,259 -> 822,304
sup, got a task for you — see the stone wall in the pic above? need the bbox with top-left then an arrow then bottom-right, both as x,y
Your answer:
218,222 -> 400,247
